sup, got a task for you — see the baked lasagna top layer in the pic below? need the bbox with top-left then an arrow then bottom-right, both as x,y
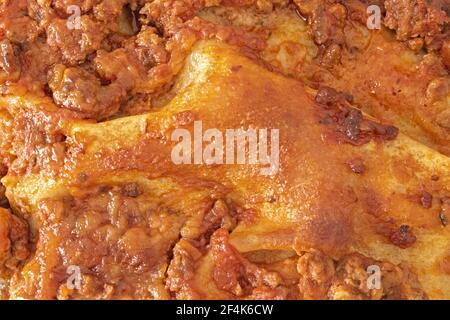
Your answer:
0,0 -> 449,299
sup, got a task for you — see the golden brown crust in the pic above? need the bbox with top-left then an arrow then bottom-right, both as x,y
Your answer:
0,0 -> 449,300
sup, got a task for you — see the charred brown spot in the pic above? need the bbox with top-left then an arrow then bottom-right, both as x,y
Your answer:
390,225 -> 416,248
231,65 -> 243,72
122,183 -> 142,198
347,158 -> 366,174
364,121 -> 399,141
315,86 -> 343,106
420,191 -> 433,209
315,87 -> 399,146
409,190 -> 433,209
343,109 -> 363,142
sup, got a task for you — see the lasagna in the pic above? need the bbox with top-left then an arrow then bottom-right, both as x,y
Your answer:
0,0 -> 449,299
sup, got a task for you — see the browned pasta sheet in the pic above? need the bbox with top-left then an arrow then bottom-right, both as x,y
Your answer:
0,0 -> 449,300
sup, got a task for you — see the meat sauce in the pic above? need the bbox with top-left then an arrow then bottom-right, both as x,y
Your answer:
0,0 -> 447,300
